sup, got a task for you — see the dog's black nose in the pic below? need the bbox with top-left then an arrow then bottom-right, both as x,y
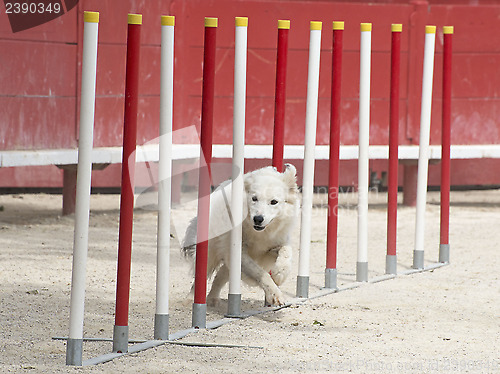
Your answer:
253,215 -> 264,225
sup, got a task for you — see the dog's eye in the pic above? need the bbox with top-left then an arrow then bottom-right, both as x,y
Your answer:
270,199 -> 278,205
252,196 -> 258,202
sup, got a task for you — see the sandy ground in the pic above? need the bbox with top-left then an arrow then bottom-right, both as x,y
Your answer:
0,188 -> 499,373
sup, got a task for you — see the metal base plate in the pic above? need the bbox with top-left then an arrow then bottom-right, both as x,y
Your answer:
112,325 -> 129,353
325,268 -> 338,289
356,262 -> 368,282
192,303 -> 207,329
296,275 -> 309,298
226,293 -> 242,318
66,338 -> 83,366
413,250 -> 424,269
386,255 -> 397,275
154,314 -> 169,340
439,244 -> 450,263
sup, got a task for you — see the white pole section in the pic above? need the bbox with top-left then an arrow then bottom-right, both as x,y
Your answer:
413,25 -> 436,269
66,11 -> 99,366
297,21 -> 322,298
227,17 -> 248,317
357,23 -> 372,282
155,15 -> 175,340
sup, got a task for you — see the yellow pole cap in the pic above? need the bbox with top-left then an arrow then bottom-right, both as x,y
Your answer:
205,17 -> 218,27
392,24 -> 402,32
310,21 -> 322,31
333,21 -> 344,30
161,15 -> 175,26
443,26 -> 454,34
235,17 -> 248,27
361,23 -> 372,32
278,20 -> 290,29
128,14 -> 142,25
84,11 -> 99,23
425,25 -> 436,34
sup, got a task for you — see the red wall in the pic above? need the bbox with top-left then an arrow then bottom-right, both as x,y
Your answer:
1,0 -> 499,188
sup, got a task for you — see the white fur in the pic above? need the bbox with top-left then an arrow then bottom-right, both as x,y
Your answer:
182,164 -> 300,306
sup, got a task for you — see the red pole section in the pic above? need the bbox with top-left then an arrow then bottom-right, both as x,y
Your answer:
114,14 -> 141,329
386,24 -> 401,274
272,20 -> 290,171
325,21 -> 343,288
193,18 -> 217,308
440,26 -> 453,258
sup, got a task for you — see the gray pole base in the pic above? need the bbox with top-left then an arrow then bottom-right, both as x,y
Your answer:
385,255 -> 397,275
192,303 -> 207,329
66,338 -> 83,366
324,268 -> 337,289
439,244 -> 450,263
296,275 -> 309,298
356,262 -> 368,282
154,314 -> 169,340
112,325 -> 129,353
412,250 -> 424,269
226,293 -> 242,318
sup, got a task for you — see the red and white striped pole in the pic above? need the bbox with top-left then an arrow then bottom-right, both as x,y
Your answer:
439,26 -> 453,264
386,24 -> 402,275
325,21 -> 344,289
113,13 -> 142,354
272,20 -> 290,171
192,17 -> 217,329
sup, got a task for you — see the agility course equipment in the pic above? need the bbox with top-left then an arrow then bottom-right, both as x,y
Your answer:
155,15 -> 175,340
386,24 -> 402,275
65,14 -> 453,366
325,21 -> 344,290
192,17 -> 218,329
112,13 -> 142,354
357,23 -> 372,282
440,26 -> 453,264
66,10 -> 99,366
272,20 -> 290,171
227,17 -> 249,318
413,25 -> 436,270
296,21 -> 322,298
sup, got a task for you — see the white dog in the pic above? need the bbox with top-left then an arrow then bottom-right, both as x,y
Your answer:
182,164 -> 300,306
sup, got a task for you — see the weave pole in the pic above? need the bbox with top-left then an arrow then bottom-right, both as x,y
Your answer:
192,17 -> 217,329
154,15 -> 175,340
272,20 -> 290,171
227,17 -> 248,318
325,21 -> 344,289
66,11 -> 99,366
113,13 -> 142,353
386,24 -> 402,275
297,21 -> 322,298
439,26 -> 453,264
357,23 -> 372,282
413,25 -> 436,269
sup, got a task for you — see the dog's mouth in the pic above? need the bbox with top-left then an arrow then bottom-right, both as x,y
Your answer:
253,225 -> 266,232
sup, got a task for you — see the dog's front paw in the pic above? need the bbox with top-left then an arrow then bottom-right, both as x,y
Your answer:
270,248 -> 292,286
270,266 -> 289,286
265,289 -> 286,307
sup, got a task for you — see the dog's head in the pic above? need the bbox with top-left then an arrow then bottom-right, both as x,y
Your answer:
244,164 -> 299,232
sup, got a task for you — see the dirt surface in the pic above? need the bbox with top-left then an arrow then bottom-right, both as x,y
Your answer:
0,189 -> 499,373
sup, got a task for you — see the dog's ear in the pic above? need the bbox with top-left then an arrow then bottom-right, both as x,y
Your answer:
244,173 -> 253,193
282,163 -> 297,189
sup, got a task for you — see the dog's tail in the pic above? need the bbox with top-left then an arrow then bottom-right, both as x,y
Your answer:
181,217 -> 197,259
